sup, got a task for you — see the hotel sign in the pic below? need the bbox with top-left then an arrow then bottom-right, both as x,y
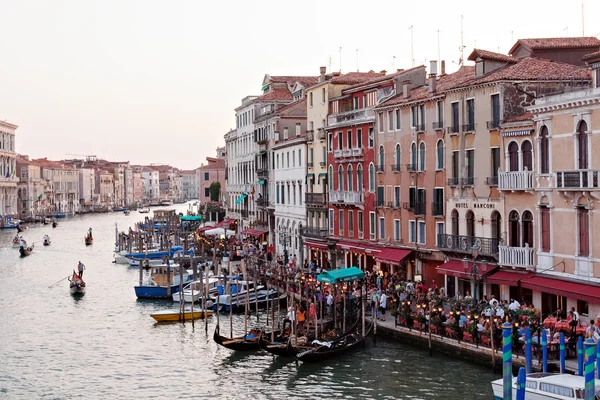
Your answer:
455,202 -> 496,209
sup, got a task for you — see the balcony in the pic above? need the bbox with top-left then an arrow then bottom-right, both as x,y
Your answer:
432,201 -> 444,216
486,120 -> 501,130
376,164 -> 385,173
329,190 -> 364,205
406,163 -> 417,172
485,176 -> 498,186
448,125 -> 460,134
319,161 -> 326,167
414,123 -> 426,133
461,177 -> 474,186
257,168 -> 269,179
386,201 -> 401,209
306,130 -> 314,141
334,148 -> 363,160
498,245 -> 536,269
555,169 -> 600,190
414,201 -> 426,216
390,164 -> 401,172
305,192 -> 326,206
307,162 -> 314,168
437,234 -> 499,256
301,226 -> 328,239
317,128 -> 326,141
448,177 -> 459,186
462,123 -> 476,133
240,209 -> 249,218
327,108 -> 375,129
498,170 -> 535,191
256,198 -> 270,207
433,121 -> 444,130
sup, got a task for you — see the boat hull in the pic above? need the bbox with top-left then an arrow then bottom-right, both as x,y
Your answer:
70,285 -> 86,295
135,284 -> 183,299
151,310 -> 213,322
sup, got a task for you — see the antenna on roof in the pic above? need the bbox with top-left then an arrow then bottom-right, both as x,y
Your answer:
356,49 -> 359,72
409,25 -> 415,67
564,26 -> 569,37
581,0 -> 584,36
459,15 -> 466,66
437,30 -> 441,67
339,47 -> 342,73
392,55 -> 396,71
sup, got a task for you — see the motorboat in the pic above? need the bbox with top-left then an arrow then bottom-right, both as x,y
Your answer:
19,244 -> 34,257
2,216 -> 22,230
139,207 -> 150,214
115,246 -> 194,265
491,372 -> 600,400
150,308 -> 213,322
134,264 -> 194,299
124,256 -> 165,268
160,200 -> 173,206
43,236 -> 51,246
69,274 -> 86,295
211,280 -> 278,312
172,277 -> 220,303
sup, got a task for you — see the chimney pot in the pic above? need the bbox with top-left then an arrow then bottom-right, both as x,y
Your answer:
403,83 -> 410,99
320,66 -> 326,75
429,60 -> 438,76
380,69 -> 387,74
441,60 -> 446,76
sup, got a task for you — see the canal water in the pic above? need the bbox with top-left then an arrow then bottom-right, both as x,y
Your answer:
0,204 -> 496,399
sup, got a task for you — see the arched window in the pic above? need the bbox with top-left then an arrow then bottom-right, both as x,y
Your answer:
410,142 -> 417,168
508,141 -> 519,172
368,163 -> 375,192
347,164 -> 354,192
466,210 -> 475,238
338,165 -> 344,191
394,144 -> 401,170
509,210 -> 520,247
540,126 -> 549,174
419,142 -> 426,171
451,209 -> 459,236
328,165 -> 333,191
491,211 -> 501,249
577,121 -> 588,170
522,141 -> 533,171
357,164 -> 363,191
522,211 -> 533,247
378,145 -> 385,169
436,140 -> 444,169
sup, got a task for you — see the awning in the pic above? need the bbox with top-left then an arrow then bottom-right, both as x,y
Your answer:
436,260 -> 498,279
241,228 -> 266,237
180,215 -> 202,222
235,194 -> 248,205
259,179 -> 265,185
502,130 -> 532,137
486,269 -> 534,286
317,173 -> 327,184
520,275 -> 600,303
317,267 -> 365,283
257,151 -> 266,157
375,248 -> 412,265
216,218 -> 236,228
262,85 -> 269,91
305,173 -> 315,184
336,241 -> 382,254
304,240 -> 329,250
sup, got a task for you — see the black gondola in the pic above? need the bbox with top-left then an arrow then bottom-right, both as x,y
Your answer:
213,325 -> 264,351
287,331 -> 366,363
85,236 -> 93,245
52,221 -> 58,228
19,244 -> 34,257
17,225 -> 23,233
257,320 -> 293,357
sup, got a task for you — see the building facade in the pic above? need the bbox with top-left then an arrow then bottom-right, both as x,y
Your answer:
181,169 -> 199,201
199,148 -> 226,204
0,120 -> 18,220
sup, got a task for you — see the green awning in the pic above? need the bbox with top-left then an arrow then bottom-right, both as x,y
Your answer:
235,194 -> 248,205
317,173 -> 327,184
180,215 -> 202,222
259,179 -> 265,185
317,267 -> 365,283
262,85 -> 269,91
256,151 -> 266,157
305,173 -> 315,184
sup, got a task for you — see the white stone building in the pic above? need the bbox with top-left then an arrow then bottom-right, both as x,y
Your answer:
0,120 -> 18,220
142,169 -> 160,201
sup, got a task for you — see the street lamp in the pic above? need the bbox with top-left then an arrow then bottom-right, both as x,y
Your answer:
462,243 -> 488,301
279,226 -> 291,266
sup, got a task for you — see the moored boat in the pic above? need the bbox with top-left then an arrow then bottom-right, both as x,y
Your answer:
85,236 -> 93,245
213,325 -> 265,351
150,309 -> 213,322
123,209 -> 130,215
139,207 -> 150,214
134,264 -> 194,299
172,277 -> 220,303
12,236 -> 25,248
52,220 -> 58,228
491,372 -> 600,400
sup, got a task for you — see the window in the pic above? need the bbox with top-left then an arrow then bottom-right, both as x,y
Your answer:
410,106 -> 417,128
539,383 -> 573,398
283,127 -> 289,139
452,151 -> 459,180
377,186 -> 384,207
394,144 -> 401,170
276,154 -> 280,169
491,148 -> 500,179
321,88 -> 326,103
379,217 -> 385,239
418,221 -> 426,244
358,211 -> 364,234
378,146 -> 385,169
394,219 -> 400,240
347,130 -> 352,149
466,210 -> 475,238
409,187 -> 416,209
451,209 -> 459,235
522,211 -> 533,247
540,126 -> 549,174
309,148 -> 313,165
204,172 -> 209,180
451,102 -> 459,132
433,188 -> 444,216
328,133 -> 333,151
491,94 -> 500,125
577,121 -> 589,170
338,165 -> 344,191
394,186 -> 400,208
388,110 -> 394,131
436,140 -> 444,169
436,101 -> 443,126
276,185 -> 280,203
409,220 -> 416,243
339,210 -> 344,234
353,97 -> 359,110
368,163 -> 375,192
466,98 -> 475,130
309,92 -> 313,107
357,129 -> 362,148
578,207 -> 589,257
369,212 -> 376,240
466,149 -> 474,181
436,222 -> 444,247
418,142 -> 425,171
338,132 -> 343,149
287,152 -> 290,168
378,112 -> 384,133
328,166 -> 333,191
292,151 -> 295,167
522,141 -> 532,171
329,209 -> 334,232
348,210 -> 354,234
347,165 -> 353,191
204,188 -> 210,197
509,210 -> 520,247
357,164 -> 363,191
410,142 -> 417,168
368,128 -> 374,147
508,142 -> 519,171
395,109 -> 401,130
540,205 -> 550,252
577,299 -> 589,316
292,185 -> 296,205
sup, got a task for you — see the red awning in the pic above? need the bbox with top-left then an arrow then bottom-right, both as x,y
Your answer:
375,248 -> 412,265
520,275 -> 600,303
436,260 -> 498,279
217,218 -> 236,228
196,226 -> 212,234
304,240 -> 329,250
486,269 -> 534,286
336,241 -> 382,254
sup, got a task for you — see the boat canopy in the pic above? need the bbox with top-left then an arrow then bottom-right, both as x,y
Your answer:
317,267 -> 364,283
180,215 -> 202,222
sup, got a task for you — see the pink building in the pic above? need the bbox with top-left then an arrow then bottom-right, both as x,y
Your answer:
199,148 -> 226,203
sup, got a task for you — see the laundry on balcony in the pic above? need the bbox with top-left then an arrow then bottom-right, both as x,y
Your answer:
305,173 -> 315,184
234,194 -> 248,204
486,269 -> 534,286
375,248 -> 412,266
436,259 -> 498,279
520,275 -> 600,303
501,129 -> 533,137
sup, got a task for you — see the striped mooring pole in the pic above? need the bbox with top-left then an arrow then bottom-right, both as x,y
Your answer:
597,341 -> 600,379
503,322 -> 513,400
525,326 -> 532,374
578,336 -> 584,376
541,329 -> 548,372
516,367 -> 526,400
560,332 -> 566,373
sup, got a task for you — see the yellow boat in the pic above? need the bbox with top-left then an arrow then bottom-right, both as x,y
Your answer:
150,309 -> 213,322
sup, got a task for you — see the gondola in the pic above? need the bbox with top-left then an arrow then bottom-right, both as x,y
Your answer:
52,221 -> 58,228
43,236 -> 51,246
213,325 -> 263,351
85,236 -> 93,246
69,273 -> 86,295
16,225 -> 24,233
258,320 -> 293,357
19,244 -> 34,257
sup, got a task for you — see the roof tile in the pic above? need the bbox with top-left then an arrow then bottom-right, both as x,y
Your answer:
510,37 -> 600,54
468,49 -> 517,63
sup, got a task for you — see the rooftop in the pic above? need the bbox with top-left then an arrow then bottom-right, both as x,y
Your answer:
343,65 -> 426,93
468,48 -> 517,63
329,71 -> 386,85
255,87 -> 294,102
509,37 -> 600,54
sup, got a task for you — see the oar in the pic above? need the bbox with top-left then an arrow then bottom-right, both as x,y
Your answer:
48,276 -> 70,288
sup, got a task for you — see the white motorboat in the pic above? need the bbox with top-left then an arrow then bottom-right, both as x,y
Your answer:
491,372 -> 600,400
211,280 -> 278,311
172,277 -> 220,303
124,255 -> 167,267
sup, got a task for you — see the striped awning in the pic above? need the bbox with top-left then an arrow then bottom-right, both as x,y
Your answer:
502,130 -> 532,137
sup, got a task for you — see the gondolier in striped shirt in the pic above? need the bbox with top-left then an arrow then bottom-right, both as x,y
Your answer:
77,261 -> 86,278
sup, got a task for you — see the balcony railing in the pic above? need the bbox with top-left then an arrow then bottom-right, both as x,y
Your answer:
406,163 -> 417,172
437,233 -> 499,256
433,121 -> 444,130
414,123 -> 426,132
448,177 -> 459,186
240,209 -> 249,218
485,176 -> 498,186
448,124 -> 460,134
317,129 -> 326,141
256,198 -> 270,207
256,138 -> 268,145
334,148 -> 363,159
486,120 -> 501,130
498,245 -> 536,269
432,201 -> 444,216
329,190 -> 364,205
306,130 -> 314,141
498,170 -> 534,191
555,169 -> 600,190
305,192 -> 326,206
386,201 -> 401,209
391,164 -> 401,172
334,149 -> 343,158
376,164 -> 385,173
327,108 -> 375,129
257,168 -> 269,178
461,177 -> 474,186
414,201 -> 426,216
307,162 -> 314,168
301,226 -> 328,239
319,161 -> 326,167
462,123 -> 476,132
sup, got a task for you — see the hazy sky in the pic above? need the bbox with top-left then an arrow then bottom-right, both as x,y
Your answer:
1,0 -> 598,169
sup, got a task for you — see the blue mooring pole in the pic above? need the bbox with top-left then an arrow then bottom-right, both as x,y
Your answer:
560,332 -> 566,373
541,329 -> 548,372
525,326 -> 532,374
584,359 -> 595,400
578,336 -> 584,376
503,322 -> 513,400
597,341 -> 600,379
516,367 -> 526,400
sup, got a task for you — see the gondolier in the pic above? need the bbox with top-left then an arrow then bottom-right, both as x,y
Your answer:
77,261 -> 86,278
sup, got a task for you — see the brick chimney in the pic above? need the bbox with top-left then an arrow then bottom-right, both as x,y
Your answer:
441,60 -> 446,76
319,66 -> 327,83
428,60 -> 438,93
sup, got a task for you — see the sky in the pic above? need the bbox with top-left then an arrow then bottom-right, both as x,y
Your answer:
0,0 -> 598,169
